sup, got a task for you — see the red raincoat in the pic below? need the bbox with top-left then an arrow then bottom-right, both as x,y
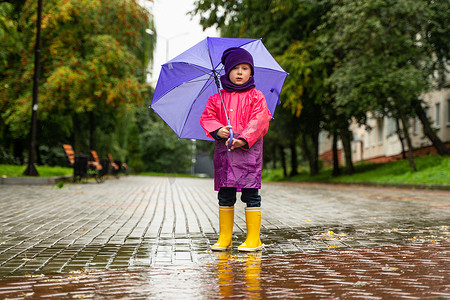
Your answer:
200,88 -> 271,191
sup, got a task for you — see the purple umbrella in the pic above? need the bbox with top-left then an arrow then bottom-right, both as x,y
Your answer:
150,37 -> 288,141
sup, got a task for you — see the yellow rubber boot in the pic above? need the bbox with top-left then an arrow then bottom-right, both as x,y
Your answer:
238,207 -> 262,252
211,206 -> 234,251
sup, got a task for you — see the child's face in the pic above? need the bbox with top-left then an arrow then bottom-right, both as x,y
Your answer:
229,63 -> 252,85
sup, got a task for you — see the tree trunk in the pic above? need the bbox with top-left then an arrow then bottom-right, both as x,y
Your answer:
395,118 -> 406,159
89,111 -> 95,151
289,141 -> 298,176
300,134 -> 319,177
13,140 -> 25,165
72,114 -> 82,153
36,144 -> 42,165
310,129 -> 320,176
332,132 -> 341,177
279,145 -> 287,178
412,98 -> 449,155
270,146 -> 277,170
339,127 -> 354,174
399,113 -> 417,172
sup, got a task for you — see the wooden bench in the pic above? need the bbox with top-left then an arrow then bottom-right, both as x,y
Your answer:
62,144 -> 102,183
90,150 -> 104,170
90,150 -> 107,181
107,153 -> 120,178
63,144 -> 75,165
109,154 -> 129,175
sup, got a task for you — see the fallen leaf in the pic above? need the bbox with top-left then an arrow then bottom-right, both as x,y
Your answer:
353,281 -> 369,287
382,266 -> 399,271
22,292 -> 34,297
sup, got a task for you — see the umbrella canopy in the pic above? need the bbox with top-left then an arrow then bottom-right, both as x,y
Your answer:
150,37 -> 288,141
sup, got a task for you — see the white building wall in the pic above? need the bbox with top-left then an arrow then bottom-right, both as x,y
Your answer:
319,86 -> 450,162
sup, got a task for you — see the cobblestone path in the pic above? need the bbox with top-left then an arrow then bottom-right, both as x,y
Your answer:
0,176 -> 448,298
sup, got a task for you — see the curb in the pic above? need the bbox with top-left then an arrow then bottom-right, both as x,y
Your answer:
281,180 -> 450,191
0,175 -> 71,185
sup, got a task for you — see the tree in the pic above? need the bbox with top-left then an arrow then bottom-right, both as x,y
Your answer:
192,0 -> 333,176
135,103 -> 192,173
0,0 -> 156,166
278,40 -> 326,176
0,2 -> 20,71
413,0 -> 449,156
325,0 -> 434,170
326,0 -> 449,173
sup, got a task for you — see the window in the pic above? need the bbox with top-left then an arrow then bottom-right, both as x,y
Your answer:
318,131 -> 325,142
412,117 -> 418,135
434,102 -> 441,128
377,119 -> 383,144
386,117 -> 396,137
371,128 -> 376,147
364,132 -> 369,149
447,99 -> 450,126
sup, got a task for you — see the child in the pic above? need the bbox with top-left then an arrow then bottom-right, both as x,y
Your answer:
200,47 -> 271,252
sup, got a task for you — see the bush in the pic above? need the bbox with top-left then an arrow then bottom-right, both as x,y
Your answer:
38,145 -> 67,166
262,154 -> 450,186
0,146 -> 19,164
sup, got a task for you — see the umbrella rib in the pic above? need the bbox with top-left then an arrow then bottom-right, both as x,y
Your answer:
179,76 -> 215,139
152,63 -> 214,105
185,63 -> 217,98
186,77 -> 212,84
195,76 -> 215,99
189,63 -> 212,75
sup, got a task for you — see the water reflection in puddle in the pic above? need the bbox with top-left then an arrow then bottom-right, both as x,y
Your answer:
0,241 -> 448,299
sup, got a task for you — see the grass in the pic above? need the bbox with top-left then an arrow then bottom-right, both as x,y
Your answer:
138,172 -> 205,178
0,165 -> 202,179
262,154 -> 450,186
1,154 -> 448,187
0,164 -> 72,178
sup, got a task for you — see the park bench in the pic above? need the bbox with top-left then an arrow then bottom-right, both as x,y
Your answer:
108,153 -> 129,175
107,153 -> 120,178
121,162 -> 129,175
62,144 -> 102,183
109,154 -> 129,175
90,150 -> 108,182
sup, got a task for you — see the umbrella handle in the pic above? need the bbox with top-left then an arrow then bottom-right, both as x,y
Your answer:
227,119 -> 233,150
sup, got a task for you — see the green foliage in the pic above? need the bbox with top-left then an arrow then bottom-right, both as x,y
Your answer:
138,112 -> 192,174
0,164 -> 72,177
191,0 -> 334,175
0,2 -> 20,70
325,0 -> 431,123
0,146 -> 18,164
54,180 -> 65,189
424,0 -> 449,86
333,155 -> 449,185
38,144 -> 68,166
0,0 -> 156,168
192,0 -> 449,175
263,155 -> 450,186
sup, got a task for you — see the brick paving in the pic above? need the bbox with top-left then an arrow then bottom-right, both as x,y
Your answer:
0,176 -> 449,298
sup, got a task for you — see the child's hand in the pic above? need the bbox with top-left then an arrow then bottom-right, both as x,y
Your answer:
226,138 -> 246,150
217,125 -> 232,139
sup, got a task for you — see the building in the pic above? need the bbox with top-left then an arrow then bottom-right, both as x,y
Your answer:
319,84 -> 450,166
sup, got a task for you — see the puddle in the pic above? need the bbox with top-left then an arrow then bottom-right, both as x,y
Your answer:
0,241 -> 448,299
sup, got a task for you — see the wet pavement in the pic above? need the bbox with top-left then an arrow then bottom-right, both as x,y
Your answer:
0,176 -> 449,298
